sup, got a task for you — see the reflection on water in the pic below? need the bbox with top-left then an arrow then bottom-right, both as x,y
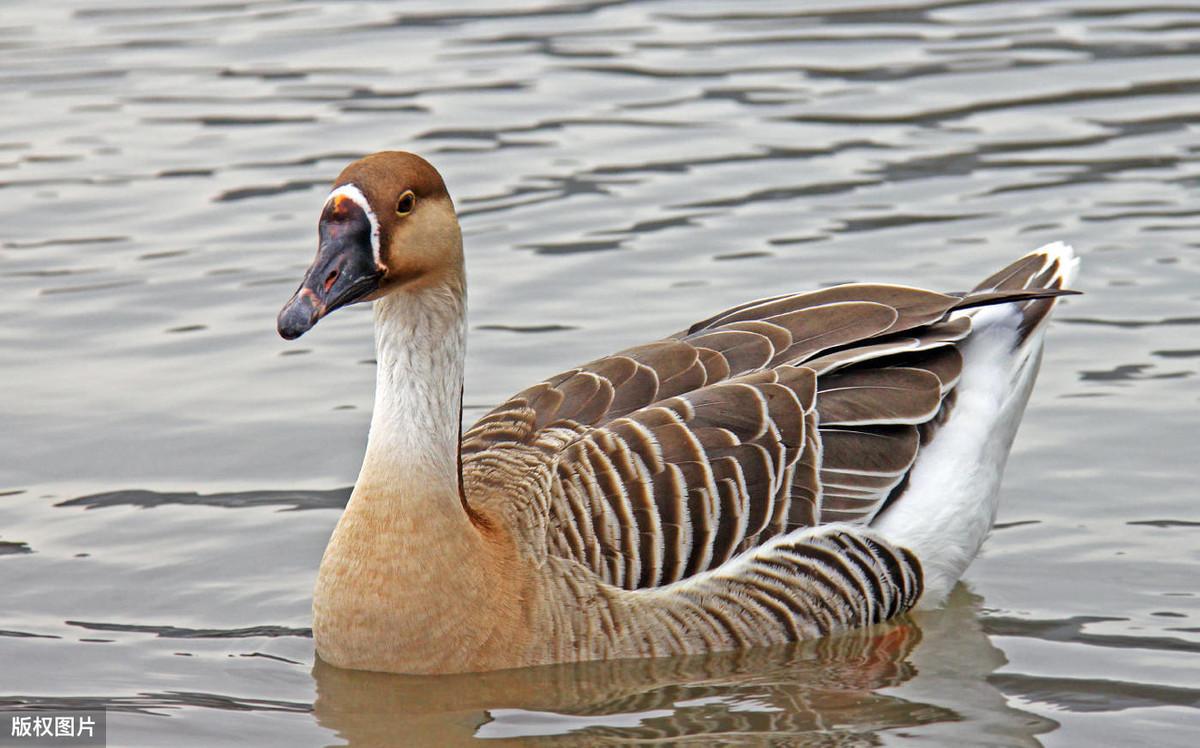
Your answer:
3,0 -> 1200,745
316,624 -> 944,745
313,588 -> 1054,745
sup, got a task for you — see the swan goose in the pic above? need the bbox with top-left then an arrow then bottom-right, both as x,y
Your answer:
277,151 -> 1079,675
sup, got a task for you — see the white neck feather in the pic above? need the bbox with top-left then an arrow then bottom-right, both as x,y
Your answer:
360,286 -> 466,497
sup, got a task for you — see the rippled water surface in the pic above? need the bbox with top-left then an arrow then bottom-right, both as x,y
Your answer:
3,1 -> 1199,745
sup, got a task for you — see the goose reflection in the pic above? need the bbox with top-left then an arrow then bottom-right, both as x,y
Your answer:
311,587 -> 1056,746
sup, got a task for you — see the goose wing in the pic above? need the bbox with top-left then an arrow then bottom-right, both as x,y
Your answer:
463,282 -> 1067,591
462,283 -> 966,454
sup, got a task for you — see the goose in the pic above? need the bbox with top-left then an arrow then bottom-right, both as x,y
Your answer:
277,151 -> 1080,675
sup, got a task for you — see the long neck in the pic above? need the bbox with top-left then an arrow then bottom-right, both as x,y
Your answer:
315,275 -> 528,673
359,284 -> 467,508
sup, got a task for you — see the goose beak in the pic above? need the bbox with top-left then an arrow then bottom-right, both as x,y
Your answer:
277,198 -> 383,340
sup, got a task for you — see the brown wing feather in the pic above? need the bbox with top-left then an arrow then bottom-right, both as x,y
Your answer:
463,270 -> 1074,591
463,284 -> 963,458
544,366 -> 816,589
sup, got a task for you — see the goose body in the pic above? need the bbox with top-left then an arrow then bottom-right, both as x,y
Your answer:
277,152 -> 1079,675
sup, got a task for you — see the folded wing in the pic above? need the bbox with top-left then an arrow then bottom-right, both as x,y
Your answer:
463,281 -> 1070,591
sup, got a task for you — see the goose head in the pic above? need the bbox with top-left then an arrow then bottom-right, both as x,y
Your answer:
277,151 -> 462,339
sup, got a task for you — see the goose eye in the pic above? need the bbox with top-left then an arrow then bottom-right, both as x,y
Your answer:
396,191 -> 416,216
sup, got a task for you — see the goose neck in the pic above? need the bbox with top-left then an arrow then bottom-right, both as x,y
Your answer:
360,287 -> 466,500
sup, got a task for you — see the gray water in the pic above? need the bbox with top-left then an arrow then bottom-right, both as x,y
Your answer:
2,1 -> 1198,745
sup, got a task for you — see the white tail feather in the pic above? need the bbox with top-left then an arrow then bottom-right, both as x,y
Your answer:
1040,240 -> 1080,287
871,242 -> 1078,607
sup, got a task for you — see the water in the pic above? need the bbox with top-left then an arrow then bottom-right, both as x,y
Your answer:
2,1 -> 1198,745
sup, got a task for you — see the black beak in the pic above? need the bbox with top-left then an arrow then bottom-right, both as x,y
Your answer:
278,197 -> 383,340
